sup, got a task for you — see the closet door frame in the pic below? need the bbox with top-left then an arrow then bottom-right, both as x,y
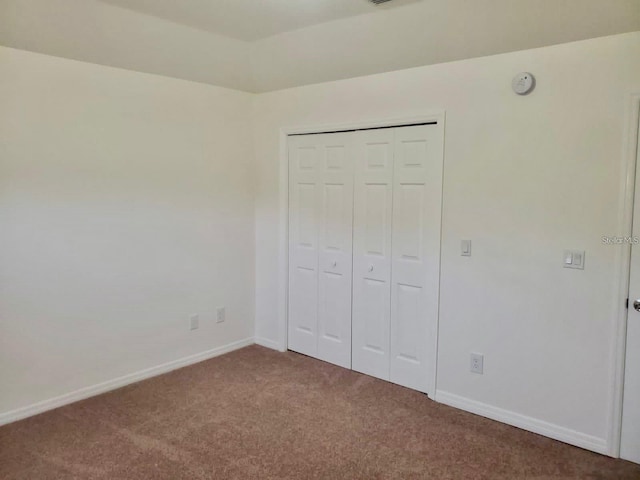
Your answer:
276,112 -> 445,396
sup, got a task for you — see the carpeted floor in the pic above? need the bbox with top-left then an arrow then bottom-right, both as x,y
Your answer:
1,345 -> 639,479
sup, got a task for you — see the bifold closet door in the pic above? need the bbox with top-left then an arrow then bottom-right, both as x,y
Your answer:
352,124 -> 443,394
389,125 -> 443,394
288,132 -> 353,368
352,129 -> 395,380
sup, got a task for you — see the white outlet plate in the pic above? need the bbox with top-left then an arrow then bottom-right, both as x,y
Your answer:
190,314 -> 199,331
216,307 -> 225,323
470,353 -> 484,374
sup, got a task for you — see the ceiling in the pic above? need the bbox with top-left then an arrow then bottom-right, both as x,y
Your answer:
99,0 -> 418,41
1,0 -> 639,92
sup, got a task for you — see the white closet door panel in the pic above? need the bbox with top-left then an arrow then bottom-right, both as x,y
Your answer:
352,129 -> 395,380
390,125 -> 443,394
288,136 -> 321,357
317,133 -> 353,368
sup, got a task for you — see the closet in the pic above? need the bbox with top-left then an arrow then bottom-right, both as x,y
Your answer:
288,123 -> 443,394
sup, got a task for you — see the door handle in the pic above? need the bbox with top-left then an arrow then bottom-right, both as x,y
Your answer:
634,300 -> 640,312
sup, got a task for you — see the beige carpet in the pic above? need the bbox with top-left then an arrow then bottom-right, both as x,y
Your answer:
1,345 -> 638,479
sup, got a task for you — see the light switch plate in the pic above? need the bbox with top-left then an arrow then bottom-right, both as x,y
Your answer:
563,250 -> 585,270
461,240 -> 472,257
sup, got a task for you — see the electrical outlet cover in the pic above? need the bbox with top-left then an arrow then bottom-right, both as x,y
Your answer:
470,353 -> 484,374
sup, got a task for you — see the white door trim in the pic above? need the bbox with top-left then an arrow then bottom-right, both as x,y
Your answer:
609,92 -> 640,457
277,112 -> 446,396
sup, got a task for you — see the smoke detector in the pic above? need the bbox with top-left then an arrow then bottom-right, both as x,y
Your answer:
369,0 -> 393,4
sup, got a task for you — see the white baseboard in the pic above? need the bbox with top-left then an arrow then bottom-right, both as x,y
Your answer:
254,336 -> 285,352
0,337 -> 255,427
435,390 -> 609,456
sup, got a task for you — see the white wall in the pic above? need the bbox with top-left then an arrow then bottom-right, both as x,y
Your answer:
253,32 -> 640,453
0,46 -> 255,416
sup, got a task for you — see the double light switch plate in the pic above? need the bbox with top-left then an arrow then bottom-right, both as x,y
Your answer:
564,250 -> 585,270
